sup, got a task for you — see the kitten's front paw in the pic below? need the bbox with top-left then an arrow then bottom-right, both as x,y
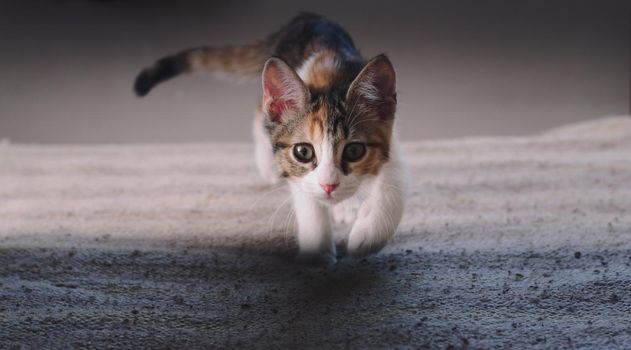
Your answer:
295,250 -> 337,267
347,222 -> 391,258
332,200 -> 357,224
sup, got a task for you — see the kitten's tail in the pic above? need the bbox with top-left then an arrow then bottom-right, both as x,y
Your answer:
134,37 -> 276,96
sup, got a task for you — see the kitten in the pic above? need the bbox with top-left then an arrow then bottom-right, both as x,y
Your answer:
134,13 -> 406,264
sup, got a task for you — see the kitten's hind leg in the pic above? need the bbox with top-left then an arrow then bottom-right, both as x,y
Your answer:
253,109 -> 280,185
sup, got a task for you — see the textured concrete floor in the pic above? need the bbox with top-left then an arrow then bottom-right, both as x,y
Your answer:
1,246 -> 631,349
1,117 -> 631,348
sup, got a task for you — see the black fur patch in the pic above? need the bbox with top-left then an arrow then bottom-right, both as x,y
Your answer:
272,142 -> 289,154
134,54 -> 188,96
272,13 -> 359,68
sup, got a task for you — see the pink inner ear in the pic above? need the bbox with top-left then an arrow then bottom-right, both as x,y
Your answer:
268,99 -> 296,122
264,75 -> 299,122
262,58 -> 307,122
264,83 -> 296,122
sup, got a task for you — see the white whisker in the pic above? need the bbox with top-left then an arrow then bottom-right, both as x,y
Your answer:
266,195 -> 292,237
246,184 -> 289,217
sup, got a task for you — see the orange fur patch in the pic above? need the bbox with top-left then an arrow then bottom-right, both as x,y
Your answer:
298,50 -> 340,91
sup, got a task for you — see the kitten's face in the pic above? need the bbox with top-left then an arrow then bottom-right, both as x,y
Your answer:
271,98 -> 393,204
262,54 -> 396,204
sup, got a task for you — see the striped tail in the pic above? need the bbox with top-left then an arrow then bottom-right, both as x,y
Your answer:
134,38 -> 275,96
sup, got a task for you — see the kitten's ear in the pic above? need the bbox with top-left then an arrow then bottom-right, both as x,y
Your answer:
262,57 -> 310,123
346,54 -> 397,120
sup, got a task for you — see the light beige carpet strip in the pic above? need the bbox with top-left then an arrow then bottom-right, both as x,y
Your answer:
1,117 -> 630,253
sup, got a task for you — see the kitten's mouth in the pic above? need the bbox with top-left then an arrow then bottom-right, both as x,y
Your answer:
313,192 -> 349,205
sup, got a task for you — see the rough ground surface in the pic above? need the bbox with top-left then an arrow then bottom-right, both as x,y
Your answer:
1,117 -> 631,349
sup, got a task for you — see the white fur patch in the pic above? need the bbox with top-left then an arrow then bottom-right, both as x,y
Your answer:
316,135 -> 339,186
296,52 -> 340,85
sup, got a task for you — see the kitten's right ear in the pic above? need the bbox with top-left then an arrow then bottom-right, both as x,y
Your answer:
262,57 -> 310,123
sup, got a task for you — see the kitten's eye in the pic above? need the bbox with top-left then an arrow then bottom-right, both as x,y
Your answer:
343,142 -> 366,162
293,143 -> 315,163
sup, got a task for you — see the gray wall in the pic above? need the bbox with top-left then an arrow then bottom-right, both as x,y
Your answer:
0,0 -> 629,143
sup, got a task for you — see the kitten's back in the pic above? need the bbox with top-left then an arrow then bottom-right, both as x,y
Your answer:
134,13 -> 363,96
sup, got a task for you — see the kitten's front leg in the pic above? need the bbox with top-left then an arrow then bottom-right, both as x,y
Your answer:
290,184 -> 336,265
347,159 -> 405,257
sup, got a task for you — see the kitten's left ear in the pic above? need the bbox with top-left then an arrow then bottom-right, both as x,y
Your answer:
346,54 -> 397,120
262,57 -> 310,123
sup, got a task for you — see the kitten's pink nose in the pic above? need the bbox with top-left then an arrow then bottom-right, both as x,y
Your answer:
320,183 -> 339,194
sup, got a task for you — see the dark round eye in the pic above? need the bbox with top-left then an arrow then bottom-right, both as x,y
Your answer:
293,143 -> 315,163
343,143 -> 367,162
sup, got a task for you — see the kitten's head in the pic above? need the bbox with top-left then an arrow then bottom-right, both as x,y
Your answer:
261,54 -> 396,204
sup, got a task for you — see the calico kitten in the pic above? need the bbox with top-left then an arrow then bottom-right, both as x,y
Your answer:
134,13 -> 406,264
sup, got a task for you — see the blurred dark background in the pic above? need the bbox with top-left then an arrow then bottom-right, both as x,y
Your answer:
0,0 -> 629,143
